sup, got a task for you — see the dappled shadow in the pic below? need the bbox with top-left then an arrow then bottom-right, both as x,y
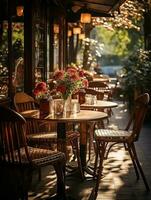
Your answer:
29,101 -> 151,200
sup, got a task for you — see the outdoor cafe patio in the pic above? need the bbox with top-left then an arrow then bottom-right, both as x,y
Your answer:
0,0 -> 151,200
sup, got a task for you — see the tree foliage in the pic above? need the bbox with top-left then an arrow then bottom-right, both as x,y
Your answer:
95,26 -> 144,59
119,49 -> 151,106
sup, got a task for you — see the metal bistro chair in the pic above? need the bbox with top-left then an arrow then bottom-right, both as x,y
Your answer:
92,93 -> 150,199
0,105 -> 66,200
14,92 -> 84,179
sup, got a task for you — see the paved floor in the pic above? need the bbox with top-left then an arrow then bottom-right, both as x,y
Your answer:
29,101 -> 151,200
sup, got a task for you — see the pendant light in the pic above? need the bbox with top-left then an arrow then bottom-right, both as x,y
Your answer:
16,6 -> 24,16
68,30 -> 72,37
54,24 -> 59,34
80,13 -> 91,23
79,33 -> 85,40
73,27 -> 81,34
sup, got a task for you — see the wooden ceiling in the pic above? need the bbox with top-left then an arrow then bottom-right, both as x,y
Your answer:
60,0 -> 127,22
67,0 -> 126,14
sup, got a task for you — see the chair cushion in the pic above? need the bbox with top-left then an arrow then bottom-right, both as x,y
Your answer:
95,129 -> 132,142
27,131 -> 80,143
11,146 -> 65,167
27,132 -> 57,142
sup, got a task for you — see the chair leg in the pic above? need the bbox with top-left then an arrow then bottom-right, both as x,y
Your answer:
127,143 -> 140,180
70,137 -> 84,180
38,168 -> 41,181
54,160 -> 66,199
131,143 -> 150,191
93,141 -> 99,178
93,141 -> 106,199
88,122 -> 96,161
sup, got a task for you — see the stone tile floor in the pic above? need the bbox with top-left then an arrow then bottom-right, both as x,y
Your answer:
29,101 -> 151,200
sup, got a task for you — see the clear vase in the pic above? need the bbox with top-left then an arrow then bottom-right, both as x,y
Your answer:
64,96 -> 72,114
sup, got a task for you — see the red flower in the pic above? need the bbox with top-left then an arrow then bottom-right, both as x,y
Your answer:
78,70 -> 84,77
53,67 -> 88,100
35,82 -> 47,92
33,81 -> 49,99
82,79 -> 89,88
56,85 -> 66,94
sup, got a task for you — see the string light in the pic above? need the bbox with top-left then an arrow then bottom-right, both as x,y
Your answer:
16,6 -> 24,17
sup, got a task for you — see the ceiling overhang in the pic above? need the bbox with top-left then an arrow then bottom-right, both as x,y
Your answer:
64,0 -> 127,22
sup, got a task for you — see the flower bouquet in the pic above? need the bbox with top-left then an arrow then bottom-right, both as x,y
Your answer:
53,66 -> 88,114
33,82 -> 51,115
33,81 -> 50,100
53,66 -> 88,100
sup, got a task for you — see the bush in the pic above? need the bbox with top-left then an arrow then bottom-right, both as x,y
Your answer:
120,49 -> 151,107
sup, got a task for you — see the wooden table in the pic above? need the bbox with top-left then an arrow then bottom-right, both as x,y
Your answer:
93,78 -> 109,82
21,109 -> 108,174
81,100 -> 118,110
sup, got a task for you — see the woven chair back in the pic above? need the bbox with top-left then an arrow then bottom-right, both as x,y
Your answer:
14,92 -> 36,112
0,106 -> 30,164
126,93 -> 150,141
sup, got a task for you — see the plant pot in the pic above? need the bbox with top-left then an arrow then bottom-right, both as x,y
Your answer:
39,99 -> 50,116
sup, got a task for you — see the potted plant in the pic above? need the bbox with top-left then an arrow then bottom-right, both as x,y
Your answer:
120,48 -> 151,110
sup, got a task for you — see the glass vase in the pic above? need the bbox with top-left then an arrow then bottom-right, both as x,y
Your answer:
64,96 -> 72,115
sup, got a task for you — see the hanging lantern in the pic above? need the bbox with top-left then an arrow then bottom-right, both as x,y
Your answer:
73,27 -> 81,34
79,33 -> 85,40
16,6 -> 24,17
80,13 -> 91,23
54,24 -> 59,34
68,30 -> 72,37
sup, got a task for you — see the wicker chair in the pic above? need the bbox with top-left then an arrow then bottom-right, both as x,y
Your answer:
0,105 -> 66,200
85,88 -> 104,101
89,80 -> 112,101
14,92 -> 84,179
82,88 -> 105,160
92,93 -> 150,199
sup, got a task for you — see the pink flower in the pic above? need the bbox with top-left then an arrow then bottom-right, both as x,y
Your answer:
53,70 -> 64,80
66,67 -> 77,76
53,67 -> 88,100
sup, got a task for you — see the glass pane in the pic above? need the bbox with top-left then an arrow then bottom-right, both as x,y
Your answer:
12,22 -> 24,92
53,19 -> 59,71
0,21 -> 9,99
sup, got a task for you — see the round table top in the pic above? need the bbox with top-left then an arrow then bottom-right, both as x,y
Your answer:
21,109 -> 108,123
45,110 -> 108,122
81,100 -> 118,109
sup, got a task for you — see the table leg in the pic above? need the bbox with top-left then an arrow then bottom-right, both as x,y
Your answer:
57,122 -> 66,155
80,122 -> 87,168
80,121 -> 95,176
